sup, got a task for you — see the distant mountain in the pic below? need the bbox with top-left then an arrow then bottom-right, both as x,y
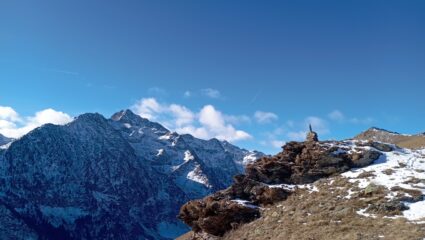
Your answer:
354,127 -> 425,149
0,110 -> 264,239
0,134 -> 13,148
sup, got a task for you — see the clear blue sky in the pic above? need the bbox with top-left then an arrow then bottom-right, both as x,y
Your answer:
1,0 -> 424,153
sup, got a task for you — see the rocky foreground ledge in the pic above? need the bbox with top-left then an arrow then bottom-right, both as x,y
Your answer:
178,139 -> 391,237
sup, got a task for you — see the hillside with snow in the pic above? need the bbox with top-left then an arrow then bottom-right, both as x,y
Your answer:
178,131 -> 425,240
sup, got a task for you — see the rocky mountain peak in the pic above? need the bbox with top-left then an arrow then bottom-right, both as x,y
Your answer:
110,109 -> 139,121
73,112 -> 106,125
110,109 -> 169,134
368,127 -> 400,135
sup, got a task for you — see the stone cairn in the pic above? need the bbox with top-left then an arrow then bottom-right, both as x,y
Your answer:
306,124 -> 319,142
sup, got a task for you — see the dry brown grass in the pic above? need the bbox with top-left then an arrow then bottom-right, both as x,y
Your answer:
177,175 -> 425,240
214,177 -> 425,240
355,131 -> 425,150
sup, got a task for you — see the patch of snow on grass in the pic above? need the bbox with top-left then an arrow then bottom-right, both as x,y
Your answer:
342,142 -> 425,222
356,207 -> 377,218
268,183 -> 318,193
403,201 -> 425,221
345,188 -> 355,199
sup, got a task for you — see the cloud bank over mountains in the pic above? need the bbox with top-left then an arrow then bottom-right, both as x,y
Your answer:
0,106 -> 72,138
0,99 -> 376,152
131,98 -> 251,142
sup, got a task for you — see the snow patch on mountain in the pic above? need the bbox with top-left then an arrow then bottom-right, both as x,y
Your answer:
184,150 -> 195,162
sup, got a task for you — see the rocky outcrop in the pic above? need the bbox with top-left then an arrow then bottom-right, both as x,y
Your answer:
179,139 -> 387,236
178,175 -> 290,236
178,197 -> 259,237
246,141 -> 381,185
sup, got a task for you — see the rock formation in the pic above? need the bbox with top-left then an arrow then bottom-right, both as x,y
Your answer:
178,132 -> 386,237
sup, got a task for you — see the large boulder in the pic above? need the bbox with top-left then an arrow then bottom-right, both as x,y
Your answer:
178,175 -> 290,236
178,196 -> 259,236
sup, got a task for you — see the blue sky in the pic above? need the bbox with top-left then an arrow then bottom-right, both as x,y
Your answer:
0,0 -> 424,153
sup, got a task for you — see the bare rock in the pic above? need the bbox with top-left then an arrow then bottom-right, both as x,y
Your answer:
178,196 -> 259,236
348,150 -> 381,168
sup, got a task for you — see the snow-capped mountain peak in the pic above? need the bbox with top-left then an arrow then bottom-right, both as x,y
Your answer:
111,109 -> 169,135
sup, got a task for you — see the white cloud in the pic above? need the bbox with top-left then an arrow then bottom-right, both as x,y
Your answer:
223,115 -> 251,125
328,110 -> 374,125
201,88 -> 221,99
169,104 -> 195,127
132,98 -> 164,120
0,106 -> 73,139
328,110 -> 345,121
131,98 -> 251,142
28,108 -> 72,126
0,106 -> 21,122
182,89 -> 223,99
183,91 -> 192,98
254,111 -> 278,124
199,105 -> 225,129
184,105 -> 251,142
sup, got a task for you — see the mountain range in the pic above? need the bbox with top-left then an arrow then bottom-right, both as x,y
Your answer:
0,109 -> 264,239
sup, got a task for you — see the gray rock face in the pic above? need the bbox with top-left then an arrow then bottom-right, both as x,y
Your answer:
0,110 -> 264,239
